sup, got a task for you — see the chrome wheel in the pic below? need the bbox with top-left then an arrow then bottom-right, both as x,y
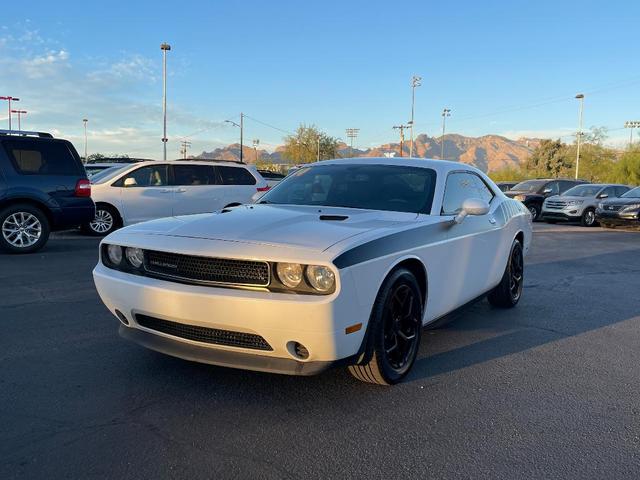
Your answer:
383,284 -> 421,371
528,205 -> 539,220
584,210 -> 595,226
509,243 -> 524,302
89,209 -> 114,234
2,212 -> 42,248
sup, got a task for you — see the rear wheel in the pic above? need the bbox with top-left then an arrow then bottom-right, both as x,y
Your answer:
82,205 -> 120,236
0,204 -> 50,254
581,208 -> 597,227
348,268 -> 423,385
527,204 -> 540,221
488,239 -> 524,308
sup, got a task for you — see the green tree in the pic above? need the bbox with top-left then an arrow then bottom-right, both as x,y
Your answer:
612,147 -> 640,185
526,139 -> 572,177
282,124 -> 340,164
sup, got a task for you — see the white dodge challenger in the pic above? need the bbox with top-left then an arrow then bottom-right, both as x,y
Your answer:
93,158 -> 531,385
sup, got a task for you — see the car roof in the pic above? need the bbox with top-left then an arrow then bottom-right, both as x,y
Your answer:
305,157 -> 484,175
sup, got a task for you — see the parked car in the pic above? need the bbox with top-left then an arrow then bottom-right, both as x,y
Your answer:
85,162 -> 133,177
596,186 -> 640,229
505,178 -> 587,220
496,181 -> 517,192
0,130 -> 94,253
93,158 -> 532,385
83,160 -> 268,236
257,169 -> 286,188
541,183 -> 630,227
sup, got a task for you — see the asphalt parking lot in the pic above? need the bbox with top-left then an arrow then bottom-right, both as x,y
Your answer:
1,224 -> 639,479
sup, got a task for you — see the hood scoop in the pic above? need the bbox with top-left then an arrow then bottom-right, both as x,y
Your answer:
319,214 -> 348,221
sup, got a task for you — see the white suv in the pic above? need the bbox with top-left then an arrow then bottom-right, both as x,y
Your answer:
83,160 -> 268,235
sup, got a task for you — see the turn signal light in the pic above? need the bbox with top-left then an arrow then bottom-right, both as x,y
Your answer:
75,179 -> 91,197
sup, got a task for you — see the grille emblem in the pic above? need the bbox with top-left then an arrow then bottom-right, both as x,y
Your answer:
148,259 -> 178,269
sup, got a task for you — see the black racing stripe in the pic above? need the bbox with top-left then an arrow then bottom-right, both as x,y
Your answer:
333,222 -> 450,269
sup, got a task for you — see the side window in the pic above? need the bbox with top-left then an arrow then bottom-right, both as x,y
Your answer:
171,165 -> 217,186
217,166 -> 257,185
600,186 -> 616,198
2,140 -> 81,175
116,165 -> 168,187
545,181 -> 560,195
441,172 -> 493,215
615,186 -> 629,197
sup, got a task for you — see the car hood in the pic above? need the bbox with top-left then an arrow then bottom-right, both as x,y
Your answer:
600,197 -> 640,206
114,204 -> 418,252
504,191 -> 541,198
547,195 -> 590,202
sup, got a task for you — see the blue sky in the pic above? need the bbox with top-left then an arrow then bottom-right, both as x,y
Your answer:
0,0 -> 638,158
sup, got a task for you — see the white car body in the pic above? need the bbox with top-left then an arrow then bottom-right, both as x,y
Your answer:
93,158 -> 532,380
89,160 -> 268,228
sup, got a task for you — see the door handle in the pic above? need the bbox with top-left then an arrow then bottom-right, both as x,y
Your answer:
176,188 -> 187,193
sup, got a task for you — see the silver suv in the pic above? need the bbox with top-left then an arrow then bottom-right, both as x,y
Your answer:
541,183 -> 630,227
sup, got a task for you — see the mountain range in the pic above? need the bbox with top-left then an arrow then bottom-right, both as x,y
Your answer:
196,133 -> 539,173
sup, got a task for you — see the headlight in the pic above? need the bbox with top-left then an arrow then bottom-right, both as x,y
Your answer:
598,203 -> 604,209
306,265 -> 336,292
622,203 -> 640,212
125,247 -> 144,268
107,244 -> 122,264
514,195 -> 526,201
276,263 -> 303,288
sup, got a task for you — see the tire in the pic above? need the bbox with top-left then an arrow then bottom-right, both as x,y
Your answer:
487,239 -> 524,308
82,204 -> 120,236
581,208 -> 597,227
527,204 -> 540,221
0,203 -> 50,254
348,268 -> 423,385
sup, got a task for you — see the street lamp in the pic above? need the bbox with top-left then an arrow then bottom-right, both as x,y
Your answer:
575,93 -> 584,180
11,110 -> 27,132
624,121 -> 640,147
409,75 -> 422,157
441,108 -> 451,160
0,96 -> 20,130
82,118 -> 88,160
225,114 -> 244,162
160,42 -> 171,161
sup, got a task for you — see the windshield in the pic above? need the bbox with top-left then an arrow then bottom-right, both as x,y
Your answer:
259,163 -> 437,214
562,185 -> 602,197
511,180 -> 547,193
621,187 -> 640,198
90,165 -> 129,184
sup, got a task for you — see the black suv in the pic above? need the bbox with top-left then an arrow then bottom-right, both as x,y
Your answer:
504,178 -> 587,220
0,130 -> 95,253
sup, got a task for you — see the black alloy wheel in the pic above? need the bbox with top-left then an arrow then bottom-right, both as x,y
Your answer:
488,239 -> 524,308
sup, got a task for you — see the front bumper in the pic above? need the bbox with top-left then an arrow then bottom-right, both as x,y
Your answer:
540,211 -> 581,222
595,210 -> 640,226
93,263 -> 366,375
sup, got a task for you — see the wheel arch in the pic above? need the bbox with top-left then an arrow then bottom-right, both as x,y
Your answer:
94,201 -> 123,225
0,197 -> 54,227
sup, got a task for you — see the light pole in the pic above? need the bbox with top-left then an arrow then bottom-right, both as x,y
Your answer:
225,115 -> 244,162
252,138 -> 260,163
316,134 -> 321,162
393,124 -> 409,157
624,121 -> 640,147
574,93 -> 584,180
11,110 -> 27,131
82,118 -> 88,160
440,108 -> 451,160
409,75 -> 421,157
160,42 -> 171,161
0,96 -> 19,130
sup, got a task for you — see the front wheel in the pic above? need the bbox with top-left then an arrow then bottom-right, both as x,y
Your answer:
488,239 -> 524,308
0,204 -> 50,254
581,208 -> 597,227
348,268 -> 423,385
527,204 -> 540,221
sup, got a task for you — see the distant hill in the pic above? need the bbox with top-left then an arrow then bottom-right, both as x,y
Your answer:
196,133 -> 538,172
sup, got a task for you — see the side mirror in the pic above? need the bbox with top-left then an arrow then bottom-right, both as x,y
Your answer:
598,193 -> 609,199
542,188 -> 552,194
453,198 -> 490,224
123,177 -> 137,187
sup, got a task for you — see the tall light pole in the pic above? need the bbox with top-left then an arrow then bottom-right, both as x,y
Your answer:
225,116 -> 244,162
409,75 -> 422,157
624,121 -> 640,147
393,124 -> 409,157
252,138 -> 260,163
345,128 -> 359,158
160,42 -> 171,161
82,118 -> 88,160
11,110 -> 27,132
574,93 -> 584,180
316,134 -> 321,162
0,96 -> 19,130
440,108 -> 451,160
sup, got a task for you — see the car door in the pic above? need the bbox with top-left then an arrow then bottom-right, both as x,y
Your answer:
440,171 -> 501,308
215,165 -> 258,205
115,164 -> 173,224
170,164 -> 222,216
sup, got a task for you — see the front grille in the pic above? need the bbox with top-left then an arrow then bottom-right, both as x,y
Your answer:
136,314 -> 273,351
545,201 -> 567,209
143,250 -> 270,287
604,205 -> 623,212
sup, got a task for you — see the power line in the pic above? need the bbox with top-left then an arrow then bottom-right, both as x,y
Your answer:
243,114 -> 294,136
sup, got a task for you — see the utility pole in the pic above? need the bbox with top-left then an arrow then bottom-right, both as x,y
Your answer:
345,128 -> 359,158
252,138 -> 260,163
624,121 -> 640,147
82,118 -> 88,160
440,108 -> 451,160
225,116 -> 244,162
409,75 -> 422,157
575,93 -> 584,180
179,140 -> 191,159
0,96 -> 19,130
316,134 -> 321,162
393,124 -> 409,157
160,43 -> 171,161
11,110 -> 27,131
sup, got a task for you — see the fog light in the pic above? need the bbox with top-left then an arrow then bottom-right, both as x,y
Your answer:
115,309 -> 129,326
